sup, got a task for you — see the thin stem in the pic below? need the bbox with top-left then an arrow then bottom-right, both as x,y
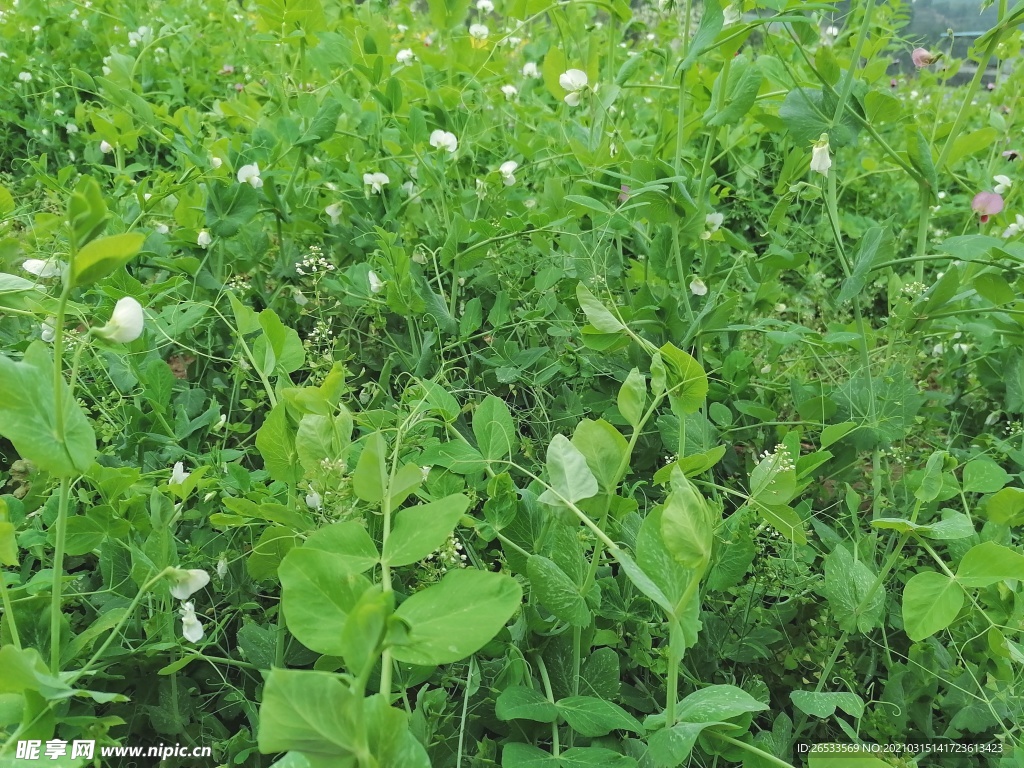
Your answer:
0,570 -> 21,650
831,0 -> 876,127
707,732 -> 798,768
49,477 -> 71,672
535,654 -> 560,757
935,32 -> 1002,173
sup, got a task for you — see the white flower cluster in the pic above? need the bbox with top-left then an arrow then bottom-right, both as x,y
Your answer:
295,245 -> 335,276
758,443 -> 796,473
168,568 -> 210,643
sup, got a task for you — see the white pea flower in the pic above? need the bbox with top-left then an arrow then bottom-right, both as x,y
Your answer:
216,557 -> 228,579
501,84 -> 518,100
210,156 -> 223,169
18,72 -> 32,82
305,490 -> 323,510
476,0 -> 494,10
993,175 -> 1013,195
559,69 -> 589,106
522,62 -> 540,78
325,202 -> 343,225
22,258 -> 65,278
499,160 -> 518,186
168,568 -> 211,600
810,133 -> 831,177
65,122 -> 79,134
396,48 -> 414,65
95,297 -> 145,343
689,277 -> 708,296
179,601 -> 204,643
701,211 -> 724,239
368,270 -> 385,294
401,180 -> 418,196
469,23 -> 489,40
1002,214 -> 1024,239
429,129 -> 458,153
99,140 -> 113,154
197,229 -> 213,248
155,222 -> 169,234
237,162 -> 263,188
41,319 -> 56,343
170,461 -> 190,485
363,172 -> 390,194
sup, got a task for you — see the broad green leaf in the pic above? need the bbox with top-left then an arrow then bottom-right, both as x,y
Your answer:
0,342 -> 96,476
279,548 -> 372,656
838,227 -> 894,304
256,403 -> 301,485
304,521 -> 380,573
821,422 -> 856,448
554,696 -> 642,737
473,395 -> 517,461
676,684 -> 769,723
914,450 -> 947,502
822,545 -> 884,634
956,541 -> 1024,587
0,521 -> 16,566
790,690 -> 865,719
576,282 -> 625,333
390,569 -> 521,665
537,434 -> 599,507
338,586 -> 391,676
426,0 -> 471,29
659,343 -> 708,414
902,571 -> 964,641
660,467 -> 713,570
352,432 -> 388,504
527,555 -> 590,627
495,686 -> 558,723
246,526 -> 298,582
647,722 -> 712,768
571,419 -> 628,493
559,747 -> 636,768
415,379 -> 460,422
678,0 -> 723,70
751,502 -> 807,545
985,486 -> 1024,525
295,97 -> 342,147
67,176 -> 109,246
257,668 -> 363,757
69,232 -> 145,287
383,494 -> 469,567
705,57 -> 763,127
617,368 -> 646,428
962,458 -> 1009,494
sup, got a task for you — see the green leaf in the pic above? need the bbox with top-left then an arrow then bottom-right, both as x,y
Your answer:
905,127 -> 937,192
863,89 -> 902,123
659,343 -> 708,414
426,0 -> 471,29
256,403 -> 301,484
962,458 -> 1010,494
678,0 -> 723,70
778,87 -> 860,148
295,98 -> 342,147
495,686 -> 559,723
67,176 -> 109,247
69,232 -> 145,287
257,668 -> 363,757
501,742 -> 555,768
985,486 -> 1024,525
647,723 -> 711,768
956,541 -> 1024,587
902,571 -> 964,641
279,548 -> 372,656
821,422 -> 856,448
838,227 -> 894,303
571,419 -> 628,493
808,751 -> 895,768
304,521 -> 380,573
537,435 -> 599,507
383,494 -> 469,567
353,432 -> 388,503
390,569 -> 522,666
0,342 -> 96,476
527,555 -> 590,627
676,684 -> 769,722
822,545 -> 884,634
790,691 -> 865,719
473,395 -> 517,461
0,521 -> 16,566
914,450 -> 947,502
559,748 -> 636,768
617,368 -> 646,428
338,586 -> 391,676
555,696 -> 642,737
705,57 -> 763,127
660,467 -> 713,570
576,282 -> 625,333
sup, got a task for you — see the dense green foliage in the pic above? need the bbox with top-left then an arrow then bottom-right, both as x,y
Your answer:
2,0 -> 1024,766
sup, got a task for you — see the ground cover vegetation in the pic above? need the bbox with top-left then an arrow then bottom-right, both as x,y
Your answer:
1,0 -> 1024,765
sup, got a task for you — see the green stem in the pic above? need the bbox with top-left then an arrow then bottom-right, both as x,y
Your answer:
935,32 -> 1002,173
914,183 -> 932,283
706,732 -> 798,768
664,620 -> 681,726
49,477 -> 71,672
0,570 -> 21,650
535,654 -> 560,757
832,0 -> 876,127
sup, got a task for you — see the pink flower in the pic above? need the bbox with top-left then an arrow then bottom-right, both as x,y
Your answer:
890,78 -> 897,88
972,191 -> 1004,223
618,185 -> 630,203
912,48 -> 937,68
234,83 -> 244,92
986,82 -> 995,91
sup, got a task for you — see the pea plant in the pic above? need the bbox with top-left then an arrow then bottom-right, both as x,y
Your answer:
1,0 -> 1024,766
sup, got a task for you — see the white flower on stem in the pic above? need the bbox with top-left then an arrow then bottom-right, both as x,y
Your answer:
689,277 -> 708,296
401,181 -> 418,196
1003,214 -> 1024,239
179,601 -> 204,643
429,130 -> 458,153
18,72 -> 32,82
559,69 -> 589,106
993,175 -> 1013,195
210,156 -> 223,169
170,461 -> 190,485
168,568 -> 211,600
66,122 -> 79,134
95,297 -> 145,343
701,211 -> 724,240
522,61 -> 540,78
368,270 -> 385,294
810,133 -> 831,177
237,163 -> 263,188
305,490 -> 323,510
216,557 -> 228,579
499,160 -> 518,186
501,84 -> 518,100
41,319 -> 56,343
325,202 -> 343,225
476,0 -> 494,11
197,229 -> 213,248
469,23 -> 489,40
99,140 -> 113,154
396,48 -> 414,65
363,172 -> 389,193
155,222 -> 169,234
22,258 -> 65,278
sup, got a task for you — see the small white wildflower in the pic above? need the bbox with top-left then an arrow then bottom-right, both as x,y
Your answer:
1001,214 -> 1024,239
689,277 -> 708,296
155,222 -> 169,234
429,129 -> 458,153
363,172 -> 390,193
305,490 -> 323,510
501,84 -> 518,100
210,156 -> 223,169
94,297 -> 145,343
197,229 -> 213,248
559,69 -> 589,106
170,461 -> 190,485
810,134 -> 831,176
41,319 -> 56,343
17,71 -> 32,82
499,160 -> 518,186
179,601 -> 204,643
216,557 -> 228,579
65,122 -> 79,134
99,140 -> 113,154
993,175 -> 1013,195
477,0 -> 494,10
469,23 -> 489,39
522,62 -> 540,78
701,211 -> 724,240
368,270 -> 385,294
237,162 -> 263,188
168,568 -> 211,600
396,48 -> 414,65
325,202 -> 343,225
